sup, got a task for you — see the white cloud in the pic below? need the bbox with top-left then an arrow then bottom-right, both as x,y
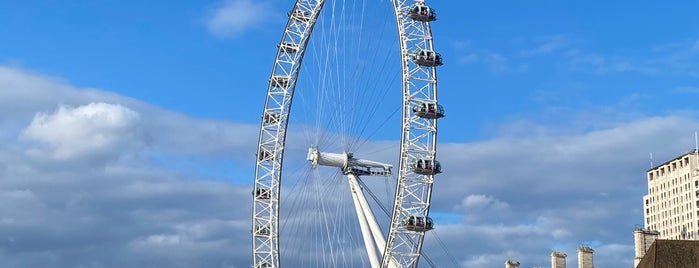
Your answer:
674,86 -> 699,94
426,113 -> 699,267
205,0 -> 274,38
551,228 -> 572,240
460,194 -> 510,211
568,53 -> 654,74
520,35 -> 568,56
457,51 -> 528,74
459,53 -> 479,64
568,39 -> 699,75
2,65 -> 699,267
485,53 -> 508,72
462,250 -> 526,268
0,66 -> 125,124
21,103 -> 141,161
0,66 -> 257,267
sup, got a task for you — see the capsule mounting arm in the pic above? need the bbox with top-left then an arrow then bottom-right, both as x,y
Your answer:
307,147 -> 392,176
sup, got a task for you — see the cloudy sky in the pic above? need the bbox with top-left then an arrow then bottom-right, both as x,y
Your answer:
1,0 -> 699,267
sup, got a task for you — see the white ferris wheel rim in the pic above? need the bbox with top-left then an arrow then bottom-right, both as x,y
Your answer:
251,1 -> 442,267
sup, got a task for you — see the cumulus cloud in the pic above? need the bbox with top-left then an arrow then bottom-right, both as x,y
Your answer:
568,53 -> 655,74
457,50 -> 530,74
567,39 -> 699,75
0,66 -> 257,267
461,194 -> 509,210
2,65 -> 699,268
424,114 -> 699,267
459,53 -> 479,64
519,35 -> 569,56
674,86 -> 699,94
205,0 -> 274,38
21,103 -> 141,161
458,194 -> 511,223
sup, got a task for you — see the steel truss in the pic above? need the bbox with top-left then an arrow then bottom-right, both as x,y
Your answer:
252,1 -> 441,267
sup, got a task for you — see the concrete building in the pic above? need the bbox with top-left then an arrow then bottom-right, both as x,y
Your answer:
504,260 -> 520,268
635,149 -> 699,266
576,246 -> 593,268
550,251 -> 566,268
643,149 -> 699,239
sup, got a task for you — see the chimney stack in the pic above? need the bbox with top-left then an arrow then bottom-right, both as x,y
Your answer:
504,260 -> 520,268
633,228 -> 659,267
550,251 -> 567,268
577,246 -> 594,268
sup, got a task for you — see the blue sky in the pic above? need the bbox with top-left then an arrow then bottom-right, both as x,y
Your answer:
1,0 -> 699,267
3,0 -> 698,141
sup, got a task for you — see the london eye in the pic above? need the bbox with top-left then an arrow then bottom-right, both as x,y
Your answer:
252,0 -> 444,267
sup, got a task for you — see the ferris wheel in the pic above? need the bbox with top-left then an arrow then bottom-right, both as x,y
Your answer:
252,0 -> 444,267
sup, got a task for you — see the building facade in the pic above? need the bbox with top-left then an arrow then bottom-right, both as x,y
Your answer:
643,149 -> 699,239
636,149 -> 699,266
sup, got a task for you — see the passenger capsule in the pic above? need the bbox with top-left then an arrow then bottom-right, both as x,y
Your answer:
412,102 -> 445,119
254,187 -> 271,199
254,224 -> 270,236
270,75 -> 290,88
263,112 -> 280,124
258,149 -> 272,161
289,9 -> 312,22
255,262 -> 272,268
403,215 -> 434,232
278,42 -> 299,53
406,4 -> 437,22
410,159 -> 441,175
411,50 -> 443,67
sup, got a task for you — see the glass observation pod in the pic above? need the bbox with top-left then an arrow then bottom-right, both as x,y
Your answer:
289,9 -> 312,22
406,3 -> 437,22
254,187 -> 270,199
262,112 -> 280,124
278,42 -> 299,54
410,159 -> 442,175
412,102 -> 445,119
403,215 -> 434,232
254,224 -> 270,236
269,75 -> 290,88
411,50 -> 443,67
258,149 -> 272,161
255,262 -> 272,268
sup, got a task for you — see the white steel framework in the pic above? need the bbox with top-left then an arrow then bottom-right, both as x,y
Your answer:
251,0 -> 442,267
306,148 -> 397,267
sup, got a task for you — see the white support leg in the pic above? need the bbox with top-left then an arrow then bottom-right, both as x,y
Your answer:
348,176 -> 386,249
348,174 -> 380,268
349,175 -> 400,268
